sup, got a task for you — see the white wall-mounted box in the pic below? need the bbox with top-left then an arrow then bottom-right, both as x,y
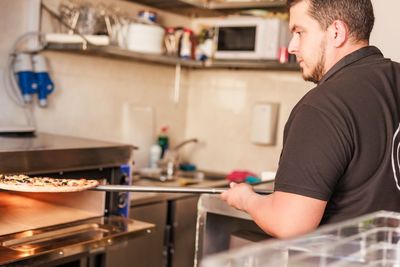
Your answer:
250,103 -> 279,145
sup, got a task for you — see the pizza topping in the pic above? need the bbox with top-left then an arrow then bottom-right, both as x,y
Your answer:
0,174 -> 99,192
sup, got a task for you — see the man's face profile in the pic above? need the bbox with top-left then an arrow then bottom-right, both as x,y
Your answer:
288,1 -> 328,83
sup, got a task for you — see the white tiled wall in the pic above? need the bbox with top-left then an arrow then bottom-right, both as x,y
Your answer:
35,51 -> 190,169
0,0 -> 314,174
0,0 -> 41,127
3,0 -> 397,174
0,0 -> 192,169
34,51 -> 312,173
184,69 -> 312,173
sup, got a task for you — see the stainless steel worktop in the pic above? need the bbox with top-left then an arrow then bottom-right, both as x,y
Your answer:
197,182 -> 275,220
0,132 -> 134,174
129,177 -> 274,206
194,182 -> 274,265
130,177 -> 230,206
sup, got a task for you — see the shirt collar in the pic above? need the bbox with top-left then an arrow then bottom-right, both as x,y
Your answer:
319,46 -> 383,85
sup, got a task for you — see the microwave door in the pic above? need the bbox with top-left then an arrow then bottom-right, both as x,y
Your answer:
218,26 -> 256,51
215,26 -> 259,60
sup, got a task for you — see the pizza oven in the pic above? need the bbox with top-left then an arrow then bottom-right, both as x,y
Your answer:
0,133 -> 154,267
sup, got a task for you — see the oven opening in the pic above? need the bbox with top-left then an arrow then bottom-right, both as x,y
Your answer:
2,223 -> 110,253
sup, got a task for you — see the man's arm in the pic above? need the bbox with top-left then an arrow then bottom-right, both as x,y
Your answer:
220,182 -> 327,238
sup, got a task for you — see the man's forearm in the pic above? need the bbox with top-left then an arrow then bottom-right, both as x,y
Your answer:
243,192 -> 325,238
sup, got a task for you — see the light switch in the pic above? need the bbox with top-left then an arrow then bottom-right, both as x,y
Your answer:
250,103 -> 279,145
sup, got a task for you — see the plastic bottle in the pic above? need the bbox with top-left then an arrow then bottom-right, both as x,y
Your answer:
149,144 -> 162,169
164,27 -> 177,56
179,28 -> 193,60
157,126 -> 169,159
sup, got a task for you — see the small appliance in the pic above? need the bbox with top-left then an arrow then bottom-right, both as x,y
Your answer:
211,16 -> 290,60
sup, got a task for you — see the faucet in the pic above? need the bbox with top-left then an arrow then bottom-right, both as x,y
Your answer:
161,138 -> 198,179
173,138 -> 198,151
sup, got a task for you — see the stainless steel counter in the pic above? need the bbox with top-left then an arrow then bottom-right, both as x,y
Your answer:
130,177 -> 230,206
195,182 -> 275,266
0,132 -> 134,174
197,182 -> 274,220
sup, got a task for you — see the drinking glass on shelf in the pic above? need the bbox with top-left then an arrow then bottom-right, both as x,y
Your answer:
58,0 -> 80,34
75,2 -> 98,35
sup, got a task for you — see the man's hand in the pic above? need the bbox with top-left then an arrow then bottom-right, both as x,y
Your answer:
220,182 -> 256,211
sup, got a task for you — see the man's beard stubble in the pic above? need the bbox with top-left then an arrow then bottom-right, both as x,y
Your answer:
302,41 -> 326,84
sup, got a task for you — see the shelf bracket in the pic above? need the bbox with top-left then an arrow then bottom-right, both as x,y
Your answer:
173,63 -> 181,104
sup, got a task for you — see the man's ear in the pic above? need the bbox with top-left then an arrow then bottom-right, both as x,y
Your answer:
328,20 -> 349,47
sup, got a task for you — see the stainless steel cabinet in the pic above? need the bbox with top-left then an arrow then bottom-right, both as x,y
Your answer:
166,195 -> 199,267
105,201 -> 168,267
195,194 -> 272,265
106,195 -> 200,267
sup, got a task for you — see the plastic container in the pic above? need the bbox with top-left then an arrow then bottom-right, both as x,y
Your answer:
157,126 -> 169,159
179,28 -> 193,59
149,144 -> 162,169
164,27 -> 177,56
201,210 -> 400,267
138,10 -> 157,23
126,23 -> 165,54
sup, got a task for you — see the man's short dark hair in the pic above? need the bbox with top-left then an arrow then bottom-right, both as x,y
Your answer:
287,0 -> 375,41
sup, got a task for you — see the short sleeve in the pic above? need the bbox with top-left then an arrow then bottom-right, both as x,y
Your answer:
274,104 -> 353,201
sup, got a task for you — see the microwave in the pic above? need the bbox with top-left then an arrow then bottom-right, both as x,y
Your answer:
212,17 -> 289,60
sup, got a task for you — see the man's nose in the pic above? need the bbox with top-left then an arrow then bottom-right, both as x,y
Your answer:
288,36 -> 298,55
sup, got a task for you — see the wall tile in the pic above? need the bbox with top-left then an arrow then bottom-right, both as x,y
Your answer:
184,69 -> 313,174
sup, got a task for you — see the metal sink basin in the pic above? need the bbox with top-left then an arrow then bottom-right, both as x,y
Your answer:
177,170 -> 226,180
133,170 -> 228,189
137,170 -> 226,183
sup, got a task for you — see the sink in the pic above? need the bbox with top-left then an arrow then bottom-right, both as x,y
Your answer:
137,170 -> 226,183
132,170 -> 228,188
176,170 -> 226,180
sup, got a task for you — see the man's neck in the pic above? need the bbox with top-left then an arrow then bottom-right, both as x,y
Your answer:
325,41 -> 369,75
336,41 -> 369,61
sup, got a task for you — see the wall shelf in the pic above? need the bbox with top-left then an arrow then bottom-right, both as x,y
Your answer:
45,43 -> 299,71
124,0 -> 287,17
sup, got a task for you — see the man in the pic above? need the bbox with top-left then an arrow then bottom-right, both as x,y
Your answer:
221,0 -> 400,238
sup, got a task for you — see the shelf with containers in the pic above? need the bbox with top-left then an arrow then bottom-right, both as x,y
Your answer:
45,42 -> 299,71
124,0 -> 288,17
42,0 -> 298,71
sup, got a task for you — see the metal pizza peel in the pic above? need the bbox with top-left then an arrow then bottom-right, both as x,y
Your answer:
0,175 -> 272,195
90,184 -> 272,195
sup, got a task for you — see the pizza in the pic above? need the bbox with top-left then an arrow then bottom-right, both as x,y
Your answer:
0,174 -> 99,193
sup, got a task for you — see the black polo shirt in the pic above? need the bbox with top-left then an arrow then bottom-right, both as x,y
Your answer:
274,46 -> 400,225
